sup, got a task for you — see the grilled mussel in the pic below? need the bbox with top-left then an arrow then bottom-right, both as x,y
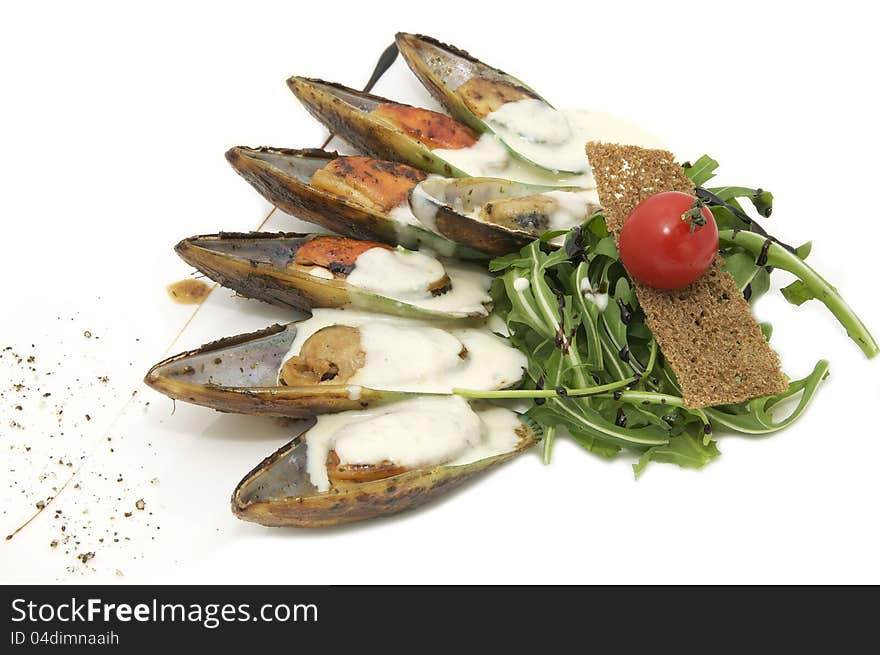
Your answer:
232,396 -> 539,527
144,322 -> 402,417
395,33 -> 543,132
396,33 -> 593,175
175,232 -> 493,320
225,147 -> 487,259
286,77 -> 477,177
144,309 -> 527,418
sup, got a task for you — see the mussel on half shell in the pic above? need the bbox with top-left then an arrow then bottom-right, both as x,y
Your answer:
410,177 -> 601,254
144,311 -> 526,418
144,323 -> 409,418
225,146 -> 487,259
231,408 -> 539,527
396,32 -> 589,175
286,77 -> 480,177
174,232 -> 493,320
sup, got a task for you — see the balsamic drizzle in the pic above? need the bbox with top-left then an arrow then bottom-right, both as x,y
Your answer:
617,298 -> 634,325
695,187 -> 797,254
555,292 -> 570,353
564,226 -> 584,260
534,375 -> 545,406
755,237 -> 773,267
615,408 -> 627,427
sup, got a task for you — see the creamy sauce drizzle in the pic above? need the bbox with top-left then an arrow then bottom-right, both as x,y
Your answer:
346,247 -> 492,317
580,278 -> 609,312
349,247 -> 445,296
434,109 -> 664,186
386,198 -> 459,257
304,396 -> 522,492
541,190 -> 597,231
541,189 -> 601,246
279,309 -> 526,393
387,204 -> 420,226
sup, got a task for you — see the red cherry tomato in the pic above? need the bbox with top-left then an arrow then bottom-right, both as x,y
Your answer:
618,191 -> 719,290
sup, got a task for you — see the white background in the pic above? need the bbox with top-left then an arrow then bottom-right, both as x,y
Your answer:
2,1 -> 879,584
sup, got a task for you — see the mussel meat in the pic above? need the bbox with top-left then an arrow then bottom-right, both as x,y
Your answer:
410,177 -> 602,254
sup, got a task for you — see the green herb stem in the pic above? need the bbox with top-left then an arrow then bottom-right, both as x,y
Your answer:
541,426 -> 557,465
720,230 -> 878,358
454,375 -> 641,400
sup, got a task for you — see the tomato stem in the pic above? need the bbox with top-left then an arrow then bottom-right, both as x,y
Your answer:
681,198 -> 709,233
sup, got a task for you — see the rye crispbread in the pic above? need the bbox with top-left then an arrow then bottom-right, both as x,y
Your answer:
585,142 -> 788,407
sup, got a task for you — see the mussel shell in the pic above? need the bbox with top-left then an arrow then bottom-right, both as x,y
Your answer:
174,232 -> 491,320
286,77 -> 470,177
143,323 -> 407,418
231,417 -> 538,527
395,32 -> 544,133
410,177 -> 597,256
225,146 -> 488,260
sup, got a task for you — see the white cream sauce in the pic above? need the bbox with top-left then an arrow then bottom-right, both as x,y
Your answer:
387,203 -> 421,226
386,198 -> 459,258
446,403 -> 524,466
433,108 -> 664,187
538,189 -> 599,237
304,396 -> 523,492
279,308 -> 526,393
580,277 -> 609,312
346,246 -> 492,317
435,133 -> 586,187
348,247 -> 445,297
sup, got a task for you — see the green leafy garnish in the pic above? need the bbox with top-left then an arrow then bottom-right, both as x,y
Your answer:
455,156 -> 877,477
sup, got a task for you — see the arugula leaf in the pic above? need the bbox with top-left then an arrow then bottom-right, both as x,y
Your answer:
683,155 -> 720,186
633,434 -> 721,478
781,280 -> 815,306
721,251 -> 763,291
703,360 -> 830,434
796,241 -> 812,259
707,186 -> 774,217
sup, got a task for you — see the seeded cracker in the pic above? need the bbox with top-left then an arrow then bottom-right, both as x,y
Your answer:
585,142 -> 788,407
